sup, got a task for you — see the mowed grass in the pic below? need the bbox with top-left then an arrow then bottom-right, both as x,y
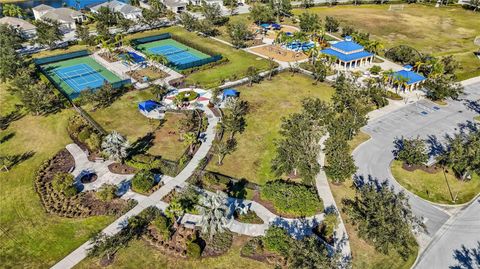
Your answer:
391,160 -> 480,204
127,26 -> 274,88
327,132 -> 417,269
0,84 -> 114,268
75,236 -> 273,269
293,4 -> 480,80
147,112 -> 189,161
206,72 -> 335,185
85,90 -> 158,142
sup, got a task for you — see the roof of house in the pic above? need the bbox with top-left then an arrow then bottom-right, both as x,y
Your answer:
391,66 -> 426,85
321,48 -> 373,62
91,0 -> 142,14
331,36 -> 364,53
163,0 -> 187,7
32,4 -> 54,12
0,17 -> 37,31
41,8 -> 83,23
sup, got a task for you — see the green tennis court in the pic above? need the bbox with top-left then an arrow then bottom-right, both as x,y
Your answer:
41,56 -> 125,99
136,39 -> 210,66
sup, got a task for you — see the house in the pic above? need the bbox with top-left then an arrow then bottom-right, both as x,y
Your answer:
0,16 -> 37,38
321,36 -> 374,70
189,0 -> 223,6
32,4 -> 85,31
390,65 -> 426,91
90,0 -> 143,21
163,0 -> 187,13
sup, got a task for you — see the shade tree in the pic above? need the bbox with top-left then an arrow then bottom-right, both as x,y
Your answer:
393,137 -> 429,166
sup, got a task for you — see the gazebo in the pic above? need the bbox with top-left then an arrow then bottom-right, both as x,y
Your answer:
390,65 -> 426,91
222,89 -> 239,101
321,36 -> 374,70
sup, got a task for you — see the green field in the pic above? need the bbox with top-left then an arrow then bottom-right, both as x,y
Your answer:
0,84 -> 114,268
41,56 -> 123,98
85,90 -> 157,142
206,72 -> 335,185
75,237 -> 272,269
391,160 -> 480,204
293,4 -> 480,80
127,26 -> 274,88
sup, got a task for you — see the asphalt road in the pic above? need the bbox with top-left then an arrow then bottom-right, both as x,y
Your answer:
353,81 -> 480,251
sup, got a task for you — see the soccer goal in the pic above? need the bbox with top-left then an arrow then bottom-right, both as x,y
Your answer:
388,4 -> 405,11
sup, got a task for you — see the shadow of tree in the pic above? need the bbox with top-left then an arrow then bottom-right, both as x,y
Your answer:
270,217 -> 319,240
0,109 -> 25,130
449,242 -> 480,269
463,99 -> 480,114
0,132 -> 15,144
426,134 -> 445,157
0,151 -> 35,171
127,132 -> 155,156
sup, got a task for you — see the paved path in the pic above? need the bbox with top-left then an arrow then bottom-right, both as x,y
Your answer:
353,79 -> 480,253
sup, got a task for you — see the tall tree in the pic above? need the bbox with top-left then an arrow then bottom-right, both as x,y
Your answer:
75,23 -> 91,44
212,138 -> 237,165
102,131 -> 130,162
222,98 -> 249,139
182,132 -> 198,154
0,24 -> 25,82
202,3 -> 227,25
15,81 -> 61,116
424,75 -> 463,101
268,0 -> 292,22
249,4 -> 275,24
227,21 -> 253,48
178,12 -> 199,32
342,179 -> 425,259
324,136 -> 357,183
150,84 -> 169,101
325,16 -> 340,32
196,191 -> 231,239
394,137 -> 429,166
35,18 -> 63,48
298,12 -> 322,33
2,4 -> 25,18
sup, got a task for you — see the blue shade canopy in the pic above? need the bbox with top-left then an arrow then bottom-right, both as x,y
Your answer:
138,100 -> 160,112
320,48 -> 373,62
223,89 -> 239,98
391,66 -> 426,85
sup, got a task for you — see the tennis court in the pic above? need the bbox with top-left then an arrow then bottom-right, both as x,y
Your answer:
40,56 -> 126,99
137,39 -> 210,67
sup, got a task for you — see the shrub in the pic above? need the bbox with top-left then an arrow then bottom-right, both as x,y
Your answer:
322,212 -> 339,239
152,214 -> 171,240
203,231 -> 233,254
187,240 -> 202,258
67,115 -> 87,135
86,132 -> 102,151
241,237 -> 263,257
261,181 -> 323,216
78,128 -> 92,143
51,172 -> 77,197
96,184 -> 118,202
131,169 -> 155,193
369,65 -> 382,75
262,226 -> 292,256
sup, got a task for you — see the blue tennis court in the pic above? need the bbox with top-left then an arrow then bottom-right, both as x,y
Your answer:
147,45 -> 202,65
54,63 -> 108,93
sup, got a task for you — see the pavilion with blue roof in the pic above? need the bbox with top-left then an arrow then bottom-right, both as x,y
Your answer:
321,36 -> 374,70
390,65 -> 426,91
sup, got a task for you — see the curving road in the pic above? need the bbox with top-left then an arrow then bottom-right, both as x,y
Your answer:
353,79 -> 480,267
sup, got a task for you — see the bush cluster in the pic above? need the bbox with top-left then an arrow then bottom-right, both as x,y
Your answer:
67,115 -> 102,151
51,172 -> 78,197
131,169 -> 155,193
261,180 -> 323,216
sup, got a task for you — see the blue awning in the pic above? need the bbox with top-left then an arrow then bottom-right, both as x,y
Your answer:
391,70 -> 426,85
223,89 -> 239,98
320,48 -> 373,62
138,100 -> 160,112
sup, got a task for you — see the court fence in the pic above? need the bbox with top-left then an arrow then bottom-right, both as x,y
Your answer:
34,50 -> 91,65
131,33 -> 172,46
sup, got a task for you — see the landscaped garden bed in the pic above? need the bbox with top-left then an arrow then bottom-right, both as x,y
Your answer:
234,210 -> 263,224
126,65 -> 168,82
34,150 -> 136,218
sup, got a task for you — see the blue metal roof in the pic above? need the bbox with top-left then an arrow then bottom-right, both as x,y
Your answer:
321,48 -> 373,62
331,40 -> 364,52
223,89 -> 239,97
391,70 -> 426,85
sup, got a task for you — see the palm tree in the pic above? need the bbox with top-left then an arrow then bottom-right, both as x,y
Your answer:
102,131 -> 130,162
3,4 -> 25,18
147,54 -> 169,66
196,191 -> 231,239
101,39 -> 115,58
165,200 -> 184,221
366,40 -> 384,55
381,69 -> 394,88
306,44 -> 320,65
183,132 -> 198,154
393,76 -> 409,93
150,84 -> 169,101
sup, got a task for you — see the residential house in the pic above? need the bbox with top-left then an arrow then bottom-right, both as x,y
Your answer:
163,0 -> 187,13
0,16 -> 37,38
32,4 -> 85,31
90,0 -> 143,21
189,0 -> 223,6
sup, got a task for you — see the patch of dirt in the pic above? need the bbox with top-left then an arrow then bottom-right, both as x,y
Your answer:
401,162 -> 441,174
250,45 -> 308,62
108,163 -> 137,174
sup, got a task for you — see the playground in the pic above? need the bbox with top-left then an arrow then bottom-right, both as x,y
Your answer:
249,44 -> 308,62
40,55 -> 126,99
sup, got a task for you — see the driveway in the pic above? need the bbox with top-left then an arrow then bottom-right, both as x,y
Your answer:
353,80 -> 480,247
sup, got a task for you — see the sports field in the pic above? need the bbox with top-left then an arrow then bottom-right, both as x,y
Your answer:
41,56 -> 124,99
137,39 -> 210,66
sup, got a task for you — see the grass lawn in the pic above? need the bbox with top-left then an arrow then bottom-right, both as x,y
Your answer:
206,72 -> 335,185
348,131 -> 371,152
147,112 -> 189,161
0,84 -> 115,268
85,90 -> 158,142
217,14 -> 254,44
32,44 -> 90,59
391,160 -> 480,204
75,236 -> 273,269
127,26 -> 274,88
293,4 -> 480,80
475,115 -> 480,122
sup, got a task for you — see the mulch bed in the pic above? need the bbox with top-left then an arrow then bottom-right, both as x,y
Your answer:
47,149 -> 75,173
98,52 -> 119,63
108,163 -> 137,174
402,162 -> 441,174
